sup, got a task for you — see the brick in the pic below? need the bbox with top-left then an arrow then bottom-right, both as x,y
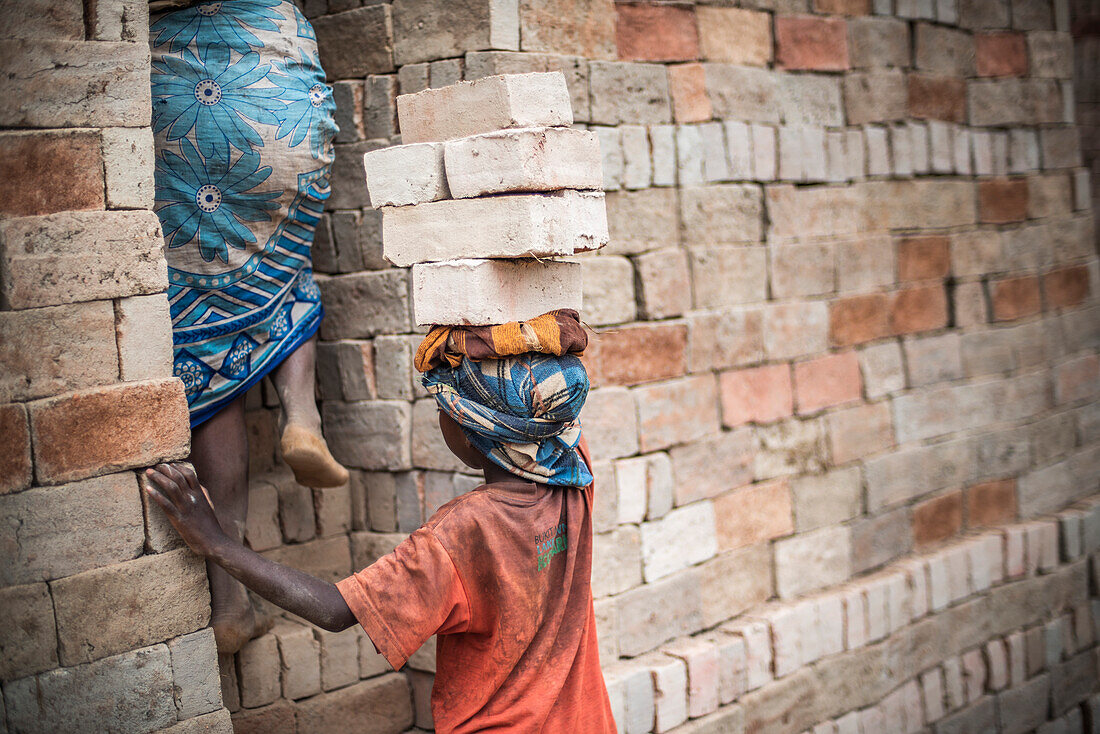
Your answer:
1055,354 -> 1099,404
914,24 -> 974,76
295,674 -> 413,733
604,662 -> 655,734
764,301 -> 830,361
444,126 -> 601,199
517,0 -> 614,59
0,0 -> 82,40
751,124 -> 778,179
29,378 -> 189,485
0,130 -> 104,217
912,491 -> 964,550
848,17 -> 909,68
462,52 -> 592,122
0,39 -> 149,128
639,503 -> 716,582
649,124 -> 676,185
236,634 -> 281,708
397,72 -> 567,144
776,15 -> 849,70
686,307 -> 763,373
634,248 -> 691,319
385,190 -> 605,267
991,276 -> 1041,321
592,526 -> 643,597
770,241 -> 835,298
844,70 -> 908,125
689,245 -> 767,308
5,645 -> 175,733
620,125 -> 652,188
719,364 -> 793,427
643,652 -> 688,732
968,78 -> 1064,126
898,236 -> 950,282
1029,31 -> 1072,78
835,235 -> 894,292
617,571 -> 704,657
779,74 -> 845,127
589,61 -> 672,125
907,74 -> 967,123
680,184 -> 764,246
115,294 -> 173,382
0,403 -> 31,494
362,143 -> 447,208
699,544 -> 770,628
905,332 -> 963,387
271,623 -> 321,701
696,7 -> 772,65
411,258 -> 581,326
776,525 -> 852,598
859,342 -> 904,400
51,548 -> 208,666
830,294 -> 890,347
313,6 -> 393,76
0,301 -> 117,404
580,255 -> 636,326
168,629 -> 220,720
318,270 -> 409,339
828,402 -> 894,464
634,375 -> 719,453
0,472 -> 145,587
697,64 -> 776,125
755,416 -> 829,480
588,324 -> 684,388
1043,265 -> 1090,309
605,189 -> 676,253
891,284 -> 949,335
581,387 -> 639,461
596,127 -> 625,186
791,467 -> 861,533
979,178 -> 1029,224
965,479 -> 1018,528
0,582 -> 57,681
615,3 -> 698,62
669,430 -> 754,506
1051,651 -> 1095,715
793,352 -> 862,414
322,400 -> 411,472
714,480 -> 793,550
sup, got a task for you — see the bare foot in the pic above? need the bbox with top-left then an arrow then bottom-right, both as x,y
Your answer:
280,423 -> 349,488
212,599 -> 275,654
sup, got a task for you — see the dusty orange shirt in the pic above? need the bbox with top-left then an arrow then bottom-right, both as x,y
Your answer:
335,457 -> 616,733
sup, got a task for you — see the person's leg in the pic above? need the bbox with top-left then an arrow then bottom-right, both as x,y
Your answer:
272,335 -> 348,487
189,397 -> 262,654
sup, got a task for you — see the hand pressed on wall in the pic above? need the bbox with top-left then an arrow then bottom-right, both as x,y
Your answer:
143,463 -> 227,557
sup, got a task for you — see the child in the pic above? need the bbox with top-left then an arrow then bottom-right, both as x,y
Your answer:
144,343 -> 617,733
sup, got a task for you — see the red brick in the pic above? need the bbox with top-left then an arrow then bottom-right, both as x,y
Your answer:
830,293 -> 891,347
813,0 -> 872,13
0,131 -> 104,217
975,33 -> 1027,77
0,403 -> 31,494
588,323 -> 688,387
990,275 -> 1041,321
907,74 -> 967,123
966,479 -> 1017,527
616,2 -> 699,62
775,15 -> 850,71
912,490 -> 963,549
668,62 -> 712,123
979,178 -> 1029,224
29,378 -> 190,485
793,352 -> 862,414
1043,265 -> 1090,309
897,236 -> 951,282
713,480 -> 793,550
890,285 -> 949,335
719,364 -> 793,427
1055,354 -> 1100,404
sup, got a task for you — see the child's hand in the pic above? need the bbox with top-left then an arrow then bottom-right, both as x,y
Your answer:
142,462 -> 227,557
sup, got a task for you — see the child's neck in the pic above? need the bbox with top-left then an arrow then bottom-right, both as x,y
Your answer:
481,462 -> 527,485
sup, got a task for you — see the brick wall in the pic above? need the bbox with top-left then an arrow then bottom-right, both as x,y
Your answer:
2,0 -> 1098,732
0,0 -> 230,732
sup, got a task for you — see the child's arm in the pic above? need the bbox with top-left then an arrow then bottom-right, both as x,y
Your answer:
143,463 -> 357,633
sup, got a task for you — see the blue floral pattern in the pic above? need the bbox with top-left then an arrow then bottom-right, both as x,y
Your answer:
154,138 -> 281,263
151,0 -> 285,55
269,51 -> 338,157
152,42 -> 285,160
151,0 -> 336,427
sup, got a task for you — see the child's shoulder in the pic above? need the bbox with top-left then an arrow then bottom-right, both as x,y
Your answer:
423,481 -> 541,534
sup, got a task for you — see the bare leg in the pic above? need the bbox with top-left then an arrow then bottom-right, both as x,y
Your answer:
271,335 -> 348,487
190,397 -> 267,654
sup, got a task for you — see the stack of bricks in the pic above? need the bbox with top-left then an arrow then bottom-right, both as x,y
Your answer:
362,71 -> 608,327
0,1 -> 231,732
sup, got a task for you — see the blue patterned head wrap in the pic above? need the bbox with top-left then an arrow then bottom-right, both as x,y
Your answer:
422,353 -> 593,488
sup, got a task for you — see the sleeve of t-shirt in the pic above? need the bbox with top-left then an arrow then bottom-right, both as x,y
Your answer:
335,526 -> 471,671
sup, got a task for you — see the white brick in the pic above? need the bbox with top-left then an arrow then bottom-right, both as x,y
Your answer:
663,638 -> 719,718
991,131 -> 1008,175
102,127 -> 154,210
594,126 -> 623,191
650,124 -> 676,186
802,126 -> 827,182
921,667 -> 945,722
899,559 -> 929,621
943,657 -> 965,711
700,122 -> 730,182
710,633 -> 747,704
647,654 -> 688,733
927,552 -> 951,612
797,599 -> 821,665
844,587 -> 867,650
967,539 -> 991,593
115,293 -> 173,382
621,125 -> 652,190
890,125 -> 912,177
1059,511 -> 1084,561
580,255 -> 636,326
363,142 -> 448,208
929,121 -> 953,174
953,127 -> 971,175
443,127 -> 601,199
937,0 -> 958,23
615,455 -> 648,525
845,128 -> 866,179
909,122 -> 930,174
945,544 -> 970,602
836,711 -> 861,734
676,125 -> 705,185
826,131 -> 847,182
1084,501 -> 1100,553
1006,630 -> 1027,686
751,124 -> 777,180
1009,129 -> 1040,173
901,679 -> 924,733
722,619 -> 772,691
986,639 -> 1008,690
639,502 -> 717,582
397,72 -> 573,143
779,126 -> 803,182
817,593 -> 845,657
1073,168 -> 1091,211
865,126 -> 889,176
1004,526 -> 1026,578
972,129 -> 993,175
767,606 -> 801,676
411,258 -> 581,326
885,572 -> 908,633
983,533 -> 1004,586
725,121 -> 752,180
864,578 -> 888,642
383,190 -> 607,267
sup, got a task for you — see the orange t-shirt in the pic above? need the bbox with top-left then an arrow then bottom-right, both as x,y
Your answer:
335,458 -> 616,733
